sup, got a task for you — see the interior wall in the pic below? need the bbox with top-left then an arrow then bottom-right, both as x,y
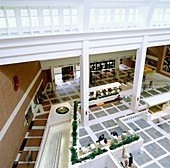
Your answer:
0,61 -> 42,168
147,46 -> 165,57
40,50 -> 136,69
40,56 -> 80,69
40,69 -> 52,92
122,58 -> 135,68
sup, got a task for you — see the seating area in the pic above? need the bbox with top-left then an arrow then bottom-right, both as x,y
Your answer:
79,131 -> 137,157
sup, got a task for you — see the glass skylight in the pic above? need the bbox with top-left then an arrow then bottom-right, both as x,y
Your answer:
0,0 -> 170,38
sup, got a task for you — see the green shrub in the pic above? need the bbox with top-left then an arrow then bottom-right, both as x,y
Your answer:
97,148 -> 104,155
109,143 -> 118,150
118,141 -> 123,147
73,101 -> 78,120
72,121 -> 78,131
134,134 -> 140,140
72,131 -> 78,146
113,138 -> 118,143
110,134 -> 140,150
70,146 -> 78,164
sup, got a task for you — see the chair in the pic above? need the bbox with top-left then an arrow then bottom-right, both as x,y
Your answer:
81,146 -> 87,154
100,140 -> 105,147
90,144 -> 95,150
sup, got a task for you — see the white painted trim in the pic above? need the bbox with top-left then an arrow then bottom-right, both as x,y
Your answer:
0,69 -> 42,141
23,79 -> 43,127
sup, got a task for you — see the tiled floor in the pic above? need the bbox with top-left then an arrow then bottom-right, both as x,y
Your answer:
79,110 -> 170,168
48,70 -> 170,167
45,71 -> 169,167
13,68 -> 170,167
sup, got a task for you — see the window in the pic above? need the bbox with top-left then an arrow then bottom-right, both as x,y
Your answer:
98,9 -> 105,24
152,8 -> 170,26
128,8 -> 139,26
106,9 -> 111,24
0,9 -> 7,28
30,9 -> 39,27
164,8 -> 170,22
114,8 -> 125,24
71,9 -> 78,25
90,8 -> 111,30
6,9 -> 17,28
63,8 -> 70,26
153,8 -> 163,23
52,8 -> 59,26
128,8 -> 134,23
43,9 -> 51,26
90,9 -> 95,25
20,9 -> 30,27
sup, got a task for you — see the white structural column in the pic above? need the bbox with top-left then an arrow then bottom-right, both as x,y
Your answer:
80,40 -> 89,127
50,66 -> 56,92
74,64 -> 77,76
131,36 -> 148,112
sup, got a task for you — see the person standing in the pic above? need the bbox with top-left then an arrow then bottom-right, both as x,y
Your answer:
128,153 -> 133,167
149,80 -> 153,88
143,74 -> 146,82
142,84 -> 147,92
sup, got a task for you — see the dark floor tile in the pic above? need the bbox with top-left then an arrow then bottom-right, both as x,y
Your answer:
138,131 -> 152,143
144,142 -> 166,158
145,127 -> 163,139
102,120 -> 117,128
131,150 -> 152,166
90,123 -> 104,132
94,111 -> 107,118
127,122 -> 140,131
157,138 -> 170,152
106,108 -> 119,114
90,106 -> 102,112
79,128 -> 88,137
117,105 -> 129,111
143,162 -> 161,168
134,119 -> 150,129
62,97 -> 71,101
79,136 -> 94,147
89,114 -> 95,120
159,155 -> 170,168
158,123 -> 170,133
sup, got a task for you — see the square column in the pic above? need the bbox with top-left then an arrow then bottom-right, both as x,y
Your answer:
80,40 -> 89,127
131,36 -> 148,112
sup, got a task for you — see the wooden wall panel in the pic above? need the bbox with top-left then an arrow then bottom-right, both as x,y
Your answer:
147,46 -> 164,57
0,61 -> 43,168
0,61 -> 40,130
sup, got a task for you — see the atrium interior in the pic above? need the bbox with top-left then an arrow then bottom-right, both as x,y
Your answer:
0,0 -> 170,168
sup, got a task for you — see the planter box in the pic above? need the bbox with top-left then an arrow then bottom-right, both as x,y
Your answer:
89,94 -> 119,106
112,137 -> 144,159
